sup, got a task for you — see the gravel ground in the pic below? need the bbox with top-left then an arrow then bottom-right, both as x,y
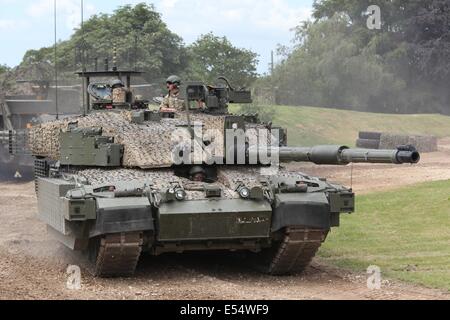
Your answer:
1,140 -> 450,300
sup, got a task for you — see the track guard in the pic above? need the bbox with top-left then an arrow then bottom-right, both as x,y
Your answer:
271,193 -> 331,232
90,197 -> 154,238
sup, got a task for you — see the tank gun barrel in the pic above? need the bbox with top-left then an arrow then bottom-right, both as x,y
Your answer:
252,145 -> 420,165
339,146 -> 420,165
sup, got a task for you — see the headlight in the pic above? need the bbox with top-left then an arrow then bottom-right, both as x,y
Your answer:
175,189 -> 186,201
237,186 -> 250,199
165,188 -> 186,202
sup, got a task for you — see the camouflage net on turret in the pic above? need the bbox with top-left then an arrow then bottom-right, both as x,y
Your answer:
28,111 -> 226,169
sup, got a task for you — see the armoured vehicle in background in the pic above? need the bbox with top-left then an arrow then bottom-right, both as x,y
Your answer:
26,70 -> 420,277
0,80 -> 80,179
0,73 -> 155,180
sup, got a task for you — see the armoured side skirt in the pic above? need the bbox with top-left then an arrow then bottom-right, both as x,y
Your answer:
46,225 -> 89,251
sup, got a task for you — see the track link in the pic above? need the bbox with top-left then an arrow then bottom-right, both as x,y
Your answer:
264,227 -> 329,275
94,232 -> 143,277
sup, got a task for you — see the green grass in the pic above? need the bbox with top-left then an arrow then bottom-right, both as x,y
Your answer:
230,105 -> 450,147
319,180 -> 450,291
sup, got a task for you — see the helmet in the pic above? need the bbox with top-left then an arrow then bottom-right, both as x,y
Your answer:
189,166 -> 205,177
110,79 -> 124,88
189,166 -> 206,182
166,75 -> 181,86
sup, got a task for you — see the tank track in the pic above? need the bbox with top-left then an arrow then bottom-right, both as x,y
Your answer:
92,232 -> 143,277
262,227 -> 329,275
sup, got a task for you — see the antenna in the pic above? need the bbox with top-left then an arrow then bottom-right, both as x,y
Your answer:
134,33 -> 138,71
271,50 -> 274,75
81,0 -> 86,116
113,42 -> 118,71
81,0 -> 85,69
54,0 -> 59,120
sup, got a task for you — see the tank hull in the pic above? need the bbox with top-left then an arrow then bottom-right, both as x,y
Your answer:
35,166 -> 352,277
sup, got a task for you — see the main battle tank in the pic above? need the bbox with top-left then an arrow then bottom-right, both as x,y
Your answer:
28,70 -> 420,277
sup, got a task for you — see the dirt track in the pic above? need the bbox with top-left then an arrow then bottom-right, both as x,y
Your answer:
1,141 -> 450,300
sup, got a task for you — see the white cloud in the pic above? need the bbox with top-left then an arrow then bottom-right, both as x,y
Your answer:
1,0 -> 312,72
26,0 -> 96,30
160,0 -> 179,11
0,19 -> 15,29
155,0 -> 312,37
0,19 -> 29,31
151,0 -> 313,73
251,0 -> 312,30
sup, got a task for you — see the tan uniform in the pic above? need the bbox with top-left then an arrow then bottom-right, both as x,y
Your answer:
160,90 -> 184,110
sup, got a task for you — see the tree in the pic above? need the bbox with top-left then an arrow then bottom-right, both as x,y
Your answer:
265,0 -> 450,114
20,3 -> 188,83
0,64 -> 9,76
313,0 -> 450,113
268,15 -> 407,112
187,33 -> 258,88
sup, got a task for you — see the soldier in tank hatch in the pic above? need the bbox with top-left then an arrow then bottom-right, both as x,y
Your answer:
160,75 -> 184,111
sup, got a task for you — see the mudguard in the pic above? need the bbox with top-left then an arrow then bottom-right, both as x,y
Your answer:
90,197 -> 154,237
271,193 -> 331,232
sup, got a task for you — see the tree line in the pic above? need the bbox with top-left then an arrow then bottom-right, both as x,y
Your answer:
3,1 -> 449,114
13,3 -> 258,89
261,0 -> 450,114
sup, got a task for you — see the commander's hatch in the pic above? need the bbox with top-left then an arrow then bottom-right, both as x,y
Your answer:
76,70 -> 143,113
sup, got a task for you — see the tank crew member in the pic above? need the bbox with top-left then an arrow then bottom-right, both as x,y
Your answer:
160,75 -> 184,111
189,166 -> 207,182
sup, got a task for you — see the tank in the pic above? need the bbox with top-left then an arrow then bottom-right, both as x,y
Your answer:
27,70 -> 420,277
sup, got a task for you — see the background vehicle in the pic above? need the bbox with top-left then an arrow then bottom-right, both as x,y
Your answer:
0,80 -> 79,179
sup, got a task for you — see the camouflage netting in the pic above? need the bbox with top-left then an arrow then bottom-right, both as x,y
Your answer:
76,167 -> 251,200
75,167 -> 312,201
379,133 -> 438,153
29,111 -> 226,169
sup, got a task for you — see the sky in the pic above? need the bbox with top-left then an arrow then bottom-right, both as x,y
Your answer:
0,0 -> 314,74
